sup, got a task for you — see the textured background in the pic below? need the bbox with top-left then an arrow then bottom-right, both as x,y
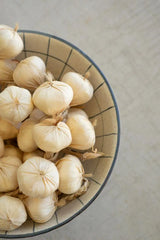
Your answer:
0,0 -> 160,239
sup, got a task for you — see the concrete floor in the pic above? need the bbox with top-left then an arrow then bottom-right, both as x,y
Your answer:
0,0 -> 160,239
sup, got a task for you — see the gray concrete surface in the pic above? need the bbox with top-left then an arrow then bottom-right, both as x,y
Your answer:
0,0 -> 160,239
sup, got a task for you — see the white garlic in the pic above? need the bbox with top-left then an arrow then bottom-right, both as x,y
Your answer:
61,72 -> 93,106
0,24 -> 23,59
4,145 -> 23,161
17,119 -> 37,152
24,192 -> 57,223
17,157 -> 59,198
0,136 -> 4,157
13,56 -> 46,91
23,149 -> 44,162
29,107 -> 47,122
56,154 -> 84,194
0,156 -> 21,192
0,86 -> 33,123
33,74 -> 73,116
0,59 -> 18,81
68,107 -> 88,119
66,112 -> 95,150
0,118 -> 18,139
0,196 -> 27,231
33,118 -> 72,153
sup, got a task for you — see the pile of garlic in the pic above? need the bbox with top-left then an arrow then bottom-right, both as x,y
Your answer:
0,24 -> 103,232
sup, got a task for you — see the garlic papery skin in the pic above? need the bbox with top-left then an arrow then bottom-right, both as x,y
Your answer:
61,72 -> 93,106
13,56 -> 46,91
4,145 -> 23,161
0,25 -> 23,59
0,136 -> 4,157
0,156 -> 21,192
68,108 -> 88,119
56,154 -> 84,194
0,196 -> 27,231
23,149 -> 44,162
33,78 -> 73,116
0,118 -> 18,140
17,157 -> 59,198
29,108 -> 47,122
33,118 -> 72,153
24,192 -> 57,223
0,59 -> 18,81
66,113 -> 95,150
0,86 -> 34,123
17,119 -> 37,152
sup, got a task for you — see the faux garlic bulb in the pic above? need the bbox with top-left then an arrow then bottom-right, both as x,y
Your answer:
17,119 -> 37,152
17,157 -> 59,198
13,56 -> 46,91
68,108 -> 88,119
33,118 -> 72,153
0,86 -> 33,123
61,72 -> 93,106
0,136 -> 4,157
0,25 -> 23,59
33,76 -> 73,116
0,118 -> 18,139
0,196 -> 27,231
30,108 -> 47,122
56,155 -> 84,194
66,112 -> 95,150
24,192 -> 57,223
23,149 -> 44,162
0,59 -> 18,81
0,156 -> 21,192
4,145 -> 23,161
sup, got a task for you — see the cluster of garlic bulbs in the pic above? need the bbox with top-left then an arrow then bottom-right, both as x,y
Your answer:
0,24 -> 103,232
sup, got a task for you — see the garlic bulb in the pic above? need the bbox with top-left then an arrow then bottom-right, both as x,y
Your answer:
33,118 -> 72,153
17,157 -> 59,197
0,156 -> 21,192
33,76 -> 73,116
30,108 -> 47,122
61,72 -> 93,106
0,86 -> 33,123
0,136 -> 4,157
3,145 -> 23,161
0,196 -> 27,231
13,56 -> 46,91
68,108 -> 88,119
66,112 -> 95,150
17,119 -> 37,152
0,25 -> 23,59
23,149 -> 44,162
0,118 -> 18,139
56,154 -> 84,194
0,59 -> 18,81
24,192 -> 57,223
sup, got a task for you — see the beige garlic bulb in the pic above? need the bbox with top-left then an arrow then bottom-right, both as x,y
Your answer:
3,145 -> 23,161
0,59 -> 18,81
29,108 -> 47,122
62,72 -> 93,106
0,136 -> 4,157
0,118 -> 18,139
17,157 -> 59,198
0,196 -> 27,231
68,108 -> 88,119
23,149 -> 44,162
66,111 -> 95,150
13,56 -> 46,91
17,119 -> 37,152
24,192 -> 57,223
56,155 -> 84,194
33,118 -> 72,153
0,86 -> 33,123
0,156 -> 21,192
33,74 -> 73,116
0,25 -> 23,59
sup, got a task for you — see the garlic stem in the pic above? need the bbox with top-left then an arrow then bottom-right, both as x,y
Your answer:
83,71 -> 90,80
14,23 -> 19,32
83,173 -> 92,178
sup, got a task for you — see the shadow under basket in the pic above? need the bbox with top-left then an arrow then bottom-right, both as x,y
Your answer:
0,30 -> 120,238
